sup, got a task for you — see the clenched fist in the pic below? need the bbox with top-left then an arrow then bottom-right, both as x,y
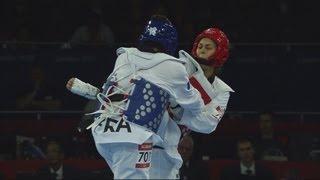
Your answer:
66,77 -> 75,90
66,77 -> 99,100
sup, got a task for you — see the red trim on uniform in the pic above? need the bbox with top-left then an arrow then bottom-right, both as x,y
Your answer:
189,77 -> 212,105
135,163 -> 150,168
138,143 -> 153,151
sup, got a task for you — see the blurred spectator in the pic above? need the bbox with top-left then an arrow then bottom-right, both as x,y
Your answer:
280,168 -> 303,180
0,135 -> 16,160
257,111 -> 288,161
220,138 -> 274,180
10,24 -> 34,48
70,10 -> 114,47
308,136 -> 320,161
88,0 -> 104,16
178,135 -> 209,180
6,0 -> 34,48
8,0 -> 31,29
16,135 -> 45,160
35,141 -> 81,180
40,4 -> 67,42
16,65 -> 62,110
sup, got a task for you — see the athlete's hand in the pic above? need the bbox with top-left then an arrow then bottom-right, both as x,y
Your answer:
66,78 -> 99,100
66,77 -> 75,90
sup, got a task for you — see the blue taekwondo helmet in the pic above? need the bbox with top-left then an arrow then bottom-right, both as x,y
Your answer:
139,15 -> 178,56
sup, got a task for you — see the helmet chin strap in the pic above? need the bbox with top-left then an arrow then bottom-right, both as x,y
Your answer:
195,57 -> 217,83
195,57 -> 215,67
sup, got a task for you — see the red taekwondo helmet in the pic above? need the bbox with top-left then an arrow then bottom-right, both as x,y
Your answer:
192,28 -> 229,68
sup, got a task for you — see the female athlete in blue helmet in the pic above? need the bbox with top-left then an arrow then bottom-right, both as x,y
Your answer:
66,15 -> 205,179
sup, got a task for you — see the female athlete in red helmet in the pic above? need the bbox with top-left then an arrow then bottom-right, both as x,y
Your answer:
178,27 -> 234,177
191,27 -> 230,80
150,27 -> 234,179
175,27 -> 234,131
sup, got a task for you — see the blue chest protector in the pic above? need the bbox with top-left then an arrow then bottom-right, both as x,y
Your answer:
124,78 -> 169,133
99,77 -> 170,133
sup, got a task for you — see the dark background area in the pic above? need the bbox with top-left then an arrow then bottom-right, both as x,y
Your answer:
0,0 -> 319,111
0,0 -> 320,179
1,0 -> 320,43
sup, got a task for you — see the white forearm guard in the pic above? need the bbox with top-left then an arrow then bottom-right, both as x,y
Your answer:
70,78 -> 100,100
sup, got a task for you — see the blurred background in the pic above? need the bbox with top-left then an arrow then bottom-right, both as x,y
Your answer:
0,0 -> 319,179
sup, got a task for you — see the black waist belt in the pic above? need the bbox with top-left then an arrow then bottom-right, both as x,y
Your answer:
153,145 -> 164,149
